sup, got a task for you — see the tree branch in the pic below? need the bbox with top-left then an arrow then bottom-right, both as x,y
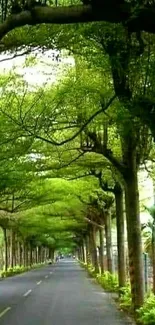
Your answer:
1,4 -> 155,42
0,93 -> 116,147
28,94 -> 116,146
0,6 -> 89,41
90,169 -> 115,193
54,152 -> 85,170
0,48 -> 33,62
66,172 -> 92,181
84,217 -> 104,229
87,131 -> 126,176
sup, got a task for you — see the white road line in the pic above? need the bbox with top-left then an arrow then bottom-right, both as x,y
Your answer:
37,280 -> 42,285
23,289 -> 32,297
0,307 -> 11,318
45,275 -> 48,278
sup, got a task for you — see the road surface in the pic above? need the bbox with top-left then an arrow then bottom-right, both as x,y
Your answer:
0,259 -> 133,324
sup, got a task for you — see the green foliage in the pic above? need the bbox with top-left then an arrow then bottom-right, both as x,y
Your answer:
79,261 -> 87,268
82,262 -> 119,292
137,294 -> 155,325
80,262 -> 97,277
0,262 -> 46,278
0,17 -> 154,302
96,272 -> 118,292
142,205 -> 155,260
87,264 -> 96,277
119,285 -> 132,311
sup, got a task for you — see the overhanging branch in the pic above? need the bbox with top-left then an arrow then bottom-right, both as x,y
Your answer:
1,4 -> 155,42
66,172 -> 92,181
0,94 -> 116,147
84,217 -> 104,229
87,131 -> 126,175
0,5 -> 93,41
29,94 -> 116,146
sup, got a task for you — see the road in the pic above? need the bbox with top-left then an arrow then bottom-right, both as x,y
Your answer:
0,259 -> 133,325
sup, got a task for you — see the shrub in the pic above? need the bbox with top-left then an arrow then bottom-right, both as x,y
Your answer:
137,294 -> 155,325
96,271 -> 118,292
87,264 -> 96,277
0,262 -> 47,278
119,285 -> 132,311
79,261 -> 87,268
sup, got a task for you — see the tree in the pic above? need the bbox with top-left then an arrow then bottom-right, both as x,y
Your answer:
91,169 -> 126,290
69,26 -> 155,309
0,57 -> 144,308
0,37 -> 153,312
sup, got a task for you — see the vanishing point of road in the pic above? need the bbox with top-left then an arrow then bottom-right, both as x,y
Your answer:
0,259 -> 133,325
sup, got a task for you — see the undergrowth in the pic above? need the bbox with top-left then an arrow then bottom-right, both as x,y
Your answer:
79,261 -> 155,325
0,262 -> 47,278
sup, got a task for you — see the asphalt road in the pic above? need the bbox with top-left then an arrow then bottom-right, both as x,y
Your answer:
0,259 -> 133,325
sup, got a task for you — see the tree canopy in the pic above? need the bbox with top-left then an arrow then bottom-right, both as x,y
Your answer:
0,0 -> 155,43
1,2 -> 155,313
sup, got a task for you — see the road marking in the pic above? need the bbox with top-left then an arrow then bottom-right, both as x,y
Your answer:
45,275 -> 48,278
0,307 -> 11,318
37,280 -> 42,285
23,289 -> 32,297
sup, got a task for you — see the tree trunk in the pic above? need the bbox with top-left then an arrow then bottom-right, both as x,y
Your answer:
41,247 -> 44,262
14,234 -> 17,267
82,241 -> 86,263
77,248 -> 80,260
10,230 -> 13,268
10,230 -> 15,268
87,233 -> 92,265
99,227 -> 104,274
48,247 -> 54,261
90,226 -> 100,273
19,242 -> 22,266
23,242 -> 28,267
85,235 -> 90,265
38,246 -> 41,263
3,227 -> 8,272
125,167 -> 144,309
115,184 -> 126,289
8,233 -> 10,268
48,248 -> 51,260
104,212 -> 113,273
30,244 -> 33,266
45,247 -> 48,261
79,246 -> 82,260
35,247 -> 38,263
14,236 -> 17,267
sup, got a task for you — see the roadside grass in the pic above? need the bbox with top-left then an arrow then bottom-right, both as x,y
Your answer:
0,261 -> 51,278
79,261 -> 155,325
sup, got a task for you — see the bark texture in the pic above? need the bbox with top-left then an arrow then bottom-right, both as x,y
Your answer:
0,4 -> 155,42
115,184 -> 126,289
125,156 -> 144,309
105,212 -> 113,273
